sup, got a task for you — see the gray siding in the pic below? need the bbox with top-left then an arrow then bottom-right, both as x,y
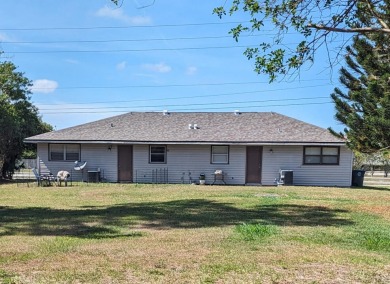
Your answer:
37,143 -> 353,186
37,143 -> 118,182
80,144 -> 118,182
133,145 -> 246,185
261,145 -> 353,186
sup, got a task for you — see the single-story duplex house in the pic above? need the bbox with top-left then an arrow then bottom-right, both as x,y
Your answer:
25,111 -> 353,186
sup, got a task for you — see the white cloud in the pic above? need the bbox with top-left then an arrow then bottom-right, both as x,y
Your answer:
96,6 -> 124,19
186,66 -> 197,75
31,79 -> 59,94
128,15 -> 152,25
0,33 -> 9,41
36,102 -> 116,130
96,6 -> 152,25
142,62 -> 172,73
0,32 -> 15,42
116,61 -> 127,71
64,59 -> 79,64
134,73 -> 157,79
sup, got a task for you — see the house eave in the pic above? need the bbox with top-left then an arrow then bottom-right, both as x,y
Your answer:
24,139 -> 346,146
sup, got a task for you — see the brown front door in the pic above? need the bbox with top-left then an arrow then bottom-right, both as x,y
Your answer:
118,145 -> 133,182
246,146 -> 262,184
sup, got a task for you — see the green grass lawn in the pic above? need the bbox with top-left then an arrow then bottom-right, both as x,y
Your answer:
1,183 -> 390,283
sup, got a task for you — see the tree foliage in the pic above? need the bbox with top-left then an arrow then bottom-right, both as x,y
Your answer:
329,33 -> 390,153
213,0 -> 390,81
0,61 -> 52,179
353,150 -> 390,176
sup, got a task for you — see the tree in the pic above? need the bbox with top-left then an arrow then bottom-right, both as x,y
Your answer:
329,33 -> 390,153
353,150 -> 390,176
0,61 -> 52,179
213,0 -> 390,81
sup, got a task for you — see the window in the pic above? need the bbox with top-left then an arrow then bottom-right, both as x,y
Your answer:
303,146 -> 339,165
211,146 -> 229,164
49,144 -> 80,161
150,146 -> 166,163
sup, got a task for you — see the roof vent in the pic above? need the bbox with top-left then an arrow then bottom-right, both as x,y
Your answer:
188,124 -> 199,130
234,110 -> 241,115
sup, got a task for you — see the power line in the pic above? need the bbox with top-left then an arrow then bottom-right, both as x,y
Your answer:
0,15 -> 334,33
39,95 -> 330,111
35,84 -> 331,106
4,44 -> 257,54
0,34 -> 263,44
30,79 -> 328,91
1,35 -> 347,46
0,21 -> 251,31
2,38 -> 345,54
36,81 -> 271,90
40,101 -> 333,114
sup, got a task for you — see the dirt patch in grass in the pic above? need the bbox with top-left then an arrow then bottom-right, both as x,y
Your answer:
242,263 -> 390,284
202,239 -> 390,283
355,205 -> 390,220
5,228 -> 221,283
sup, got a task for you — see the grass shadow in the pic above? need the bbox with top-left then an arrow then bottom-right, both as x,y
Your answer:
359,186 -> 390,192
0,200 -> 353,238
252,204 -> 352,226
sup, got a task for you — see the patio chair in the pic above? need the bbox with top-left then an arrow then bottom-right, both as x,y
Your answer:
56,170 -> 70,186
212,170 -> 226,185
32,168 -> 55,186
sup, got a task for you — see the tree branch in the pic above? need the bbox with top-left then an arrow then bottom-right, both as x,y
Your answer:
307,24 -> 390,34
363,0 -> 390,30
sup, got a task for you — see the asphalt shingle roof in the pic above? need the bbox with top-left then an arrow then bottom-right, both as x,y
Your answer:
25,112 -> 345,144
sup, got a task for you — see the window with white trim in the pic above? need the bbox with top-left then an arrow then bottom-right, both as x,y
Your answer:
49,144 -> 80,161
211,145 -> 229,164
150,146 -> 166,163
303,146 -> 340,165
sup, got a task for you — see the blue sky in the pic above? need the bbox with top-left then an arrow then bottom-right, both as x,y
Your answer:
0,0 -> 346,131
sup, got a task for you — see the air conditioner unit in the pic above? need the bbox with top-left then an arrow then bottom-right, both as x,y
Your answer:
277,169 -> 293,186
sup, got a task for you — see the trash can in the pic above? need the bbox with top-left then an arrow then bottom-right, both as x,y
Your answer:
351,170 -> 365,187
